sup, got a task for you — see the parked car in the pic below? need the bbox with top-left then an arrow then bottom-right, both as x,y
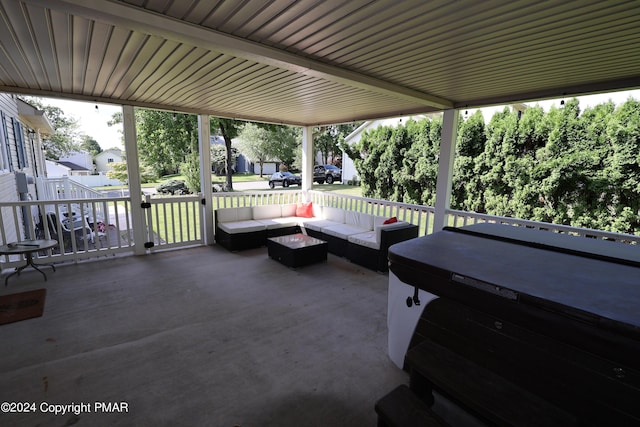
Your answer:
156,179 -> 190,195
269,172 -> 302,188
313,164 -> 342,184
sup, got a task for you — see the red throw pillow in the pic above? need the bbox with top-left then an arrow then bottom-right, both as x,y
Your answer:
383,216 -> 398,224
296,202 -> 314,218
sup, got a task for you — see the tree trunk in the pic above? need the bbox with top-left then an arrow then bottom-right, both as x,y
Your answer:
219,122 -> 234,191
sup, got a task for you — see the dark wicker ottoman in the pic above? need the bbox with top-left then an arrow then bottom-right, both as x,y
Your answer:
267,233 -> 328,268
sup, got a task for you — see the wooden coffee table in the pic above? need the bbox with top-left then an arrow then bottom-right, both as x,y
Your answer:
267,233 -> 327,268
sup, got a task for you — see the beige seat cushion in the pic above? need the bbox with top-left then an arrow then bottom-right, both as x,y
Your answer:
303,219 -> 341,232
322,223 -> 370,239
345,211 -> 374,231
216,207 -> 252,223
218,220 -> 266,234
281,204 -> 298,217
323,206 -> 345,223
256,217 -> 299,230
347,231 -> 379,250
253,205 -> 282,220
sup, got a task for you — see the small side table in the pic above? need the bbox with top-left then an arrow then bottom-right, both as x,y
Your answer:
0,239 -> 58,286
267,233 -> 328,268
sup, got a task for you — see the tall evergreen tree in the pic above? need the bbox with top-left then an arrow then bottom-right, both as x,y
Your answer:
339,97 -> 640,234
453,111 -> 485,210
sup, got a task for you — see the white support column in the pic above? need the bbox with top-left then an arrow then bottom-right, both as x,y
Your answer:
198,115 -> 214,245
301,126 -> 314,199
433,109 -> 459,232
122,105 -> 147,255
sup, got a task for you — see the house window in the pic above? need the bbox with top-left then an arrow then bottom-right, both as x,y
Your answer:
0,112 -> 12,171
108,158 -> 114,163
12,118 -> 27,169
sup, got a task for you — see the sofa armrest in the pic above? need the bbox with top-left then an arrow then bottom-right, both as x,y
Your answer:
379,223 -> 419,250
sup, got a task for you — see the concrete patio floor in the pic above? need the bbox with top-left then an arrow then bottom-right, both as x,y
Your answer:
0,245 -> 407,426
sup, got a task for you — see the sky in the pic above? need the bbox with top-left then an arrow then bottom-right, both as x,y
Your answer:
40,89 -> 640,150
473,89 -> 640,122
39,98 -> 124,150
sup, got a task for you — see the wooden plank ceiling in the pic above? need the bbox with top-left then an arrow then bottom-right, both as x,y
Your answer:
0,0 -> 638,126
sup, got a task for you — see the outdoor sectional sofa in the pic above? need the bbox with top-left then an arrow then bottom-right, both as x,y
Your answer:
214,203 -> 419,272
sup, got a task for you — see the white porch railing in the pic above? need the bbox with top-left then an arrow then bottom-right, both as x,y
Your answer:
2,188 -> 638,271
446,208 -> 640,245
307,190 -> 436,237
0,198 -> 135,268
211,190 -> 305,209
0,194 -> 205,268
36,177 -> 105,200
144,194 -> 203,251
211,190 -> 640,245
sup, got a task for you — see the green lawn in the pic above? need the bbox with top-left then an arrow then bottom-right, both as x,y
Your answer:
148,200 -> 201,244
310,183 -> 362,197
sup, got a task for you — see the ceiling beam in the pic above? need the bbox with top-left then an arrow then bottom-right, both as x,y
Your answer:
27,0 -> 453,110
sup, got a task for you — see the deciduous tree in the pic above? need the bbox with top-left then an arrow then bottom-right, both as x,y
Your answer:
235,123 -> 273,177
79,135 -> 102,158
23,98 -> 79,159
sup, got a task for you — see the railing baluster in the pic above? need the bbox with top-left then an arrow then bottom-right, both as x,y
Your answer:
2,190 -> 637,269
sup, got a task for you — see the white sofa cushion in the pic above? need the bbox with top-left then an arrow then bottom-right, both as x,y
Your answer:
237,207 -> 253,221
345,211 -> 374,230
302,219 -> 341,232
347,231 -> 379,250
216,207 -> 237,223
323,206 -> 345,223
373,216 -> 387,228
312,204 -> 323,219
322,223 -> 370,239
218,220 -> 266,234
253,205 -> 282,220
281,203 -> 297,217
216,207 -> 253,223
256,217 -> 299,230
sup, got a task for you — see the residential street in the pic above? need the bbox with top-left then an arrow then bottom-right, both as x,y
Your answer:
101,180 -> 269,197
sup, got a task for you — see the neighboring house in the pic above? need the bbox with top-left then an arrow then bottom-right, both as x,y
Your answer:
57,161 -> 91,176
233,156 -> 278,175
45,159 -> 92,177
0,94 -> 54,241
253,161 -> 278,175
46,151 -> 94,177
95,148 -> 123,174
46,150 -> 126,186
59,151 -> 94,173
211,135 -> 279,175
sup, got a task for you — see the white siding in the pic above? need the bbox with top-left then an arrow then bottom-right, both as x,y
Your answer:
341,152 -> 357,184
0,172 -> 20,243
0,94 -> 17,173
60,151 -> 94,170
95,149 -> 123,173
